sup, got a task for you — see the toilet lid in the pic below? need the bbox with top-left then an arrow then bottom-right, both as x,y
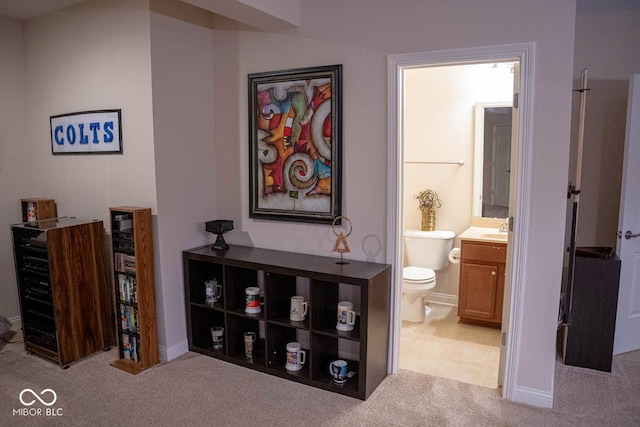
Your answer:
403,266 -> 435,283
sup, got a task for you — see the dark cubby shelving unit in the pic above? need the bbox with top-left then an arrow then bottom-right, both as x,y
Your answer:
183,244 -> 390,400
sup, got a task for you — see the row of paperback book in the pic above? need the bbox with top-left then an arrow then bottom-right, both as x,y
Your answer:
117,273 -> 137,303
121,333 -> 140,361
119,304 -> 139,333
114,252 -> 136,274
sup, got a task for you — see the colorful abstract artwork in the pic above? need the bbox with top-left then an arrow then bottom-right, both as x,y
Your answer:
248,65 -> 342,224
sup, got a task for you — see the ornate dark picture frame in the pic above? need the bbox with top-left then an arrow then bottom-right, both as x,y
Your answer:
248,65 -> 342,224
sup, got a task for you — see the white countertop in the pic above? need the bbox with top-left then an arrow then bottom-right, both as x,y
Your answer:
458,226 -> 508,244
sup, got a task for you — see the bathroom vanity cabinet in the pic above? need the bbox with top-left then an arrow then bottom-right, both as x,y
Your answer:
183,244 -> 391,400
458,240 -> 506,327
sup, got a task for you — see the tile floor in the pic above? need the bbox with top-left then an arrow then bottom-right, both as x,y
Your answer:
400,303 -> 501,388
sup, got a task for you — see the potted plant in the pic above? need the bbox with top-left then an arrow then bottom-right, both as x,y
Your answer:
414,189 -> 442,231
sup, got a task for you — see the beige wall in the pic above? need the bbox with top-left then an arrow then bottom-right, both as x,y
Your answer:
0,0 -> 157,321
23,0 -> 157,220
211,0 -> 577,406
150,3 -> 217,359
0,18 -> 27,323
571,8 -> 640,248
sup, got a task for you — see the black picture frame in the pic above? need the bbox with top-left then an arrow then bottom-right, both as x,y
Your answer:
248,65 -> 342,224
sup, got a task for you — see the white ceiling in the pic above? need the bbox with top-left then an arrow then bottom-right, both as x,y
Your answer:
0,0 -> 639,21
0,0 -> 89,21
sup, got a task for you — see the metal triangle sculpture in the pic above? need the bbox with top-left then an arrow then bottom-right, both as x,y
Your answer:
332,216 -> 351,264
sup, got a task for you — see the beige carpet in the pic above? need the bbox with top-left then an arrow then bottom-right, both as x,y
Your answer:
1,330 -> 639,426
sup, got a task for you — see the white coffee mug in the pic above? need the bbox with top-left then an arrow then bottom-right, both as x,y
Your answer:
290,296 -> 308,321
245,287 -> 261,313
336,301 -> 356,331
285,342 -> 306,371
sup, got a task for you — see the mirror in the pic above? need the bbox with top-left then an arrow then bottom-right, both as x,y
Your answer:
472,102 -> 512,218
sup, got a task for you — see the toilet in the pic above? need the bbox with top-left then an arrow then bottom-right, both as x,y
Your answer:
402,229 -> 455,322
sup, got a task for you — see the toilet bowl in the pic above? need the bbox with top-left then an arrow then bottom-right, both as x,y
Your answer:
402,266 -> 436,322
402,229 -> 455,323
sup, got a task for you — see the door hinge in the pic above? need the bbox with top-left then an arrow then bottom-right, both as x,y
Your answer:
513,92 -> 519,108
509,216 -> 514,232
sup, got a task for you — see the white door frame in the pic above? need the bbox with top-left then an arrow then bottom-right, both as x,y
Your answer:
386,42 -> 535,402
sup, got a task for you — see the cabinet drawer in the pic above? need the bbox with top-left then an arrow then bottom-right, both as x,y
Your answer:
461,241 -> 506,264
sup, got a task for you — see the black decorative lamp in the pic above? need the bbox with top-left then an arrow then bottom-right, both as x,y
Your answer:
206,220 -> 234,251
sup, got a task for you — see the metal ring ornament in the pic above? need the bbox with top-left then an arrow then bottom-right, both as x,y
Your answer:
331,216 -> 352,238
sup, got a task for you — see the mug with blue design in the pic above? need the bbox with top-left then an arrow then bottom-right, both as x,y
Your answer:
329,359 -> 348,384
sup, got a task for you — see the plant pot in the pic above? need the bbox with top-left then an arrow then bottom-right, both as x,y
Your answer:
421,208 -> 436,231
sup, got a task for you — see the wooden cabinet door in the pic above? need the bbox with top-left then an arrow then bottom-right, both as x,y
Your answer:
458,261 -> 499,321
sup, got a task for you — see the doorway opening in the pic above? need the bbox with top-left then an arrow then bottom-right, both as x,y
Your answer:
400,61 -> 514,388
387,43 -> 535,401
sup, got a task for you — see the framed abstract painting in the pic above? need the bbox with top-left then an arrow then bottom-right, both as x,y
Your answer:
248,65 -> 342,224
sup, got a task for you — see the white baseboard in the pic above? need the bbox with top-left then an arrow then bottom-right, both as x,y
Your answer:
159,340 -> 189,362
426,292 -> 458,307
512,385 -> 553,408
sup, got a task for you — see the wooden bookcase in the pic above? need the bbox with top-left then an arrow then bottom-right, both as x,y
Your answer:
21,198 -> 57,222
183,244 -> 391,400
109,206 -> 159,374
11,217 -> 115,368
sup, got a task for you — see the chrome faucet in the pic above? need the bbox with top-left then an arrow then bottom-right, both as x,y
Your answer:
499,218 -> 509,233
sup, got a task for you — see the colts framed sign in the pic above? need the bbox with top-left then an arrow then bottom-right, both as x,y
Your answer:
50,109 -> 122,155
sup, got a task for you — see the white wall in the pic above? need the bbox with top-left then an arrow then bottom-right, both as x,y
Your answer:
22,0 -> 157,222
571,8 -> 640,248
403,64 -> 513,299
212,0 -> 576,406
0,18 -> 27,322
212,29 -> 389,260
150,2 -> 217,359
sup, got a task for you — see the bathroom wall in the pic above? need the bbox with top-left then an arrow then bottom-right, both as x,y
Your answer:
403,63 -> 513,301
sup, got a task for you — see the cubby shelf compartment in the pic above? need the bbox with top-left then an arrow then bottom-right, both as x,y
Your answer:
20,198 -> 57,222
183,244 -> 391,400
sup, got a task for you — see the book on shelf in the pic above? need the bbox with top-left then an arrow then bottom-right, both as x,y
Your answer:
121,333 -> 140,361
117,273 -> 137,303
122,334 -> 130,359
114,252 -> 136,274
119,304 -> 139,333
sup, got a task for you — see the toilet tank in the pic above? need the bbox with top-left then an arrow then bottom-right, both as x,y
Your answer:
404,229 -> 455,270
